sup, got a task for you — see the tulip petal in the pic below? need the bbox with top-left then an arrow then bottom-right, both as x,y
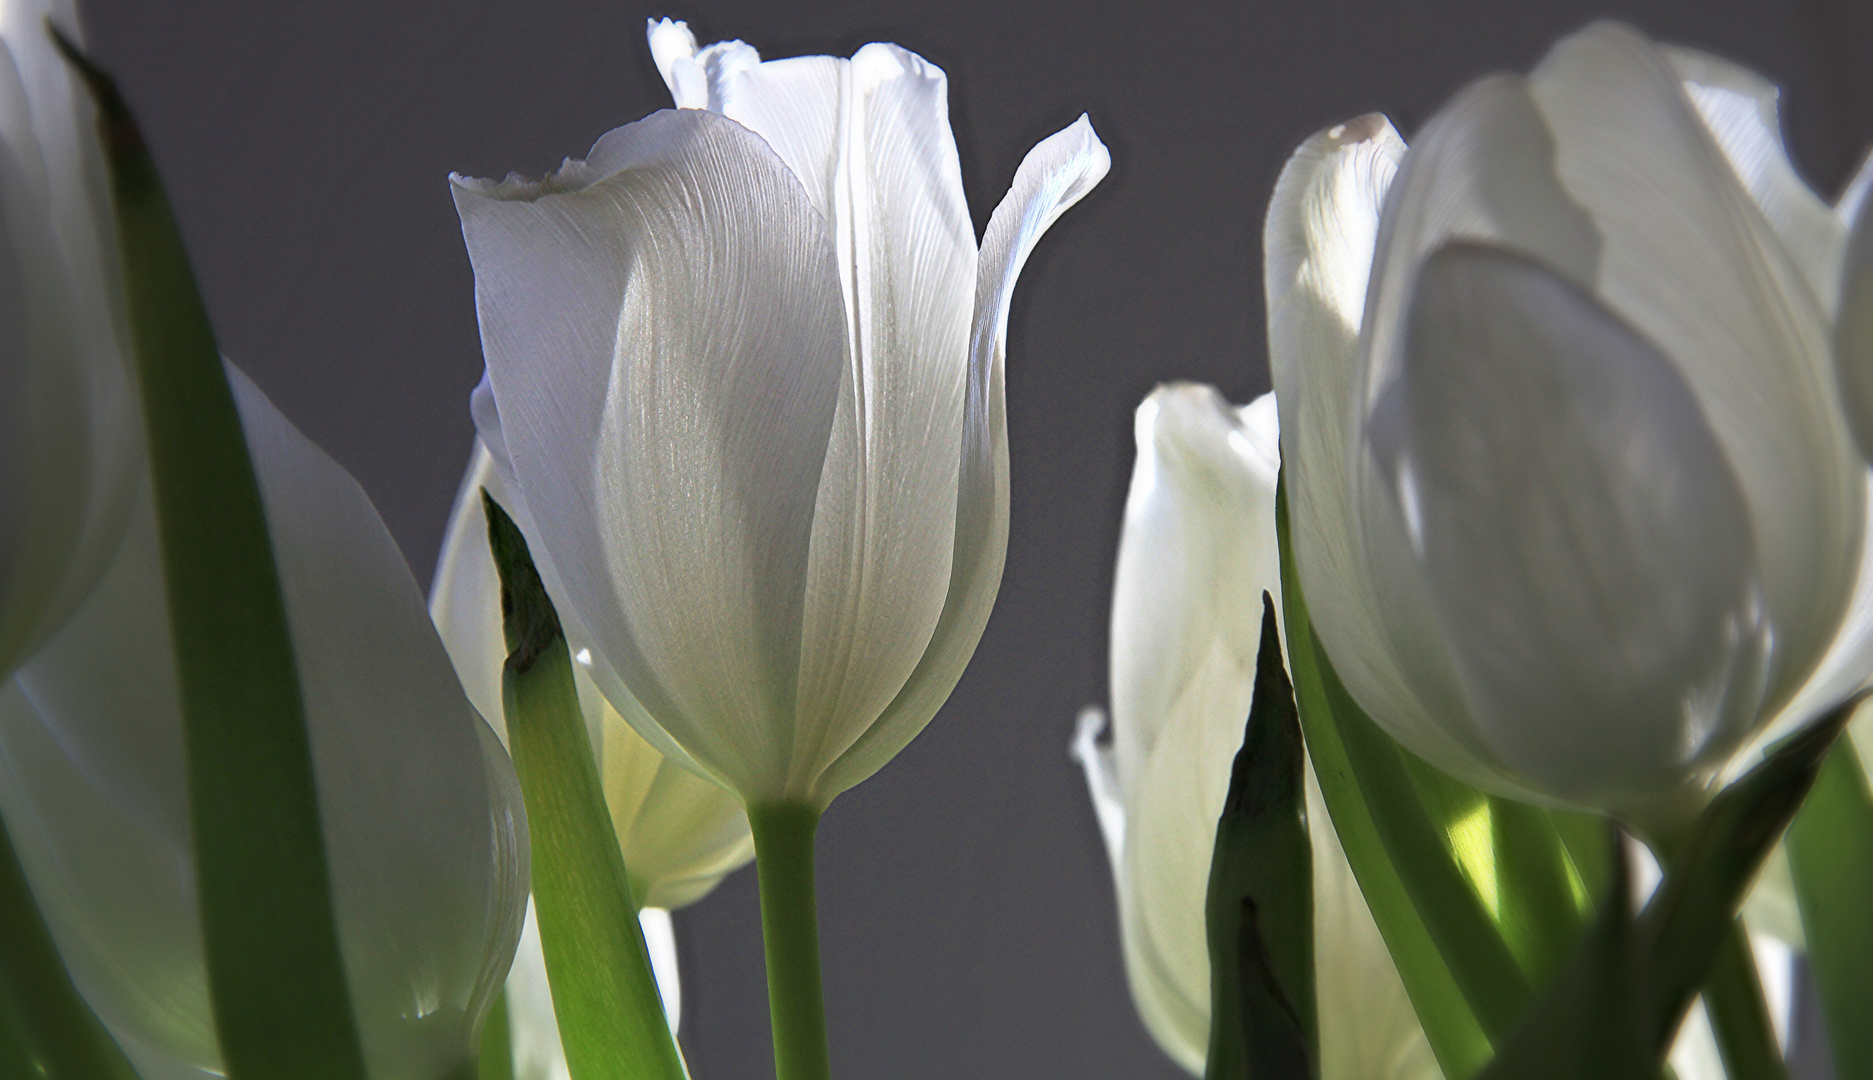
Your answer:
1754,477 -> 1873,751
788,42 -> 981,795
815,114 -> 1108,798
453,108 -> 846,798
430,441 -> 751,909
1307,772 -> 1440,1080
1529,23 -> 1863,724
1379,242 -> 1768,809
1107,385 -> 1280,802
1267,112 -> 1515,792
1122,640 -> 1258,1073
602,703 -> 752,910
1837,187 -> 1873,460
0,34 -> 136,679
0,367 -> 526,1078
1069,706 -> 1126,878
1664,46 -> 1847,313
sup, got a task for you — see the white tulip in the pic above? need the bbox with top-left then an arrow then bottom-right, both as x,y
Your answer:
1073,383 -> 1439,1079
0,367 -> 528,1079
430,439 -> 752,1078
0,0 -> 139,679
449,18 -> 1107,807
1266,22 -> 1873,835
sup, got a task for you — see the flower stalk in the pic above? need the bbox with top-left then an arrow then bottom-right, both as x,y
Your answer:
1700,927 -> 1788,1080
750,802 -> 832,1080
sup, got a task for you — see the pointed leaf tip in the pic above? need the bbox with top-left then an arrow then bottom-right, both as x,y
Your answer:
1205,590 -> 1314,1080
480,490 -> 562,673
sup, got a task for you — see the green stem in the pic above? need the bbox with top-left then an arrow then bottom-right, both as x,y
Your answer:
749,802 -> 831,1080
1701,925 -> 1788,1080
476,988 -> 513,1080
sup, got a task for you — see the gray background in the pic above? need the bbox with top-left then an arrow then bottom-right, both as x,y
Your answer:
75,0 -> 1872,1076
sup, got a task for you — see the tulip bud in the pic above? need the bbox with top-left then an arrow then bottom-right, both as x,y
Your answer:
0,0 -> 139,678
1073,383 -> 1438,1079
1267,22 -> 1873,834
0,368 -> 528,1079
448,19 -> 1108,808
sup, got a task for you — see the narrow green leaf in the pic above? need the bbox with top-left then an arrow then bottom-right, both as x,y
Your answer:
1637,695 -> 1861,1051
1698,926 -> 1788,1080
1787,731 -> 1873,1079
51,30 -> 366,1079
0,813 -> 139,1079
1314,656 -> 1531,1035
478,989 -> 515,1080
1473,832 -> 1649,1080
1275,482 -> 1492,1078
1473,694 -> 1860,1079
484,493 -> 686,1080
1204,593 -> 1314,1080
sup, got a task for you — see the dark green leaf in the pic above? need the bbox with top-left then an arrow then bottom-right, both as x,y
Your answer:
484,493 -> 686,1080
1204,594 -> 1314,1080
0,813 -> 139,1079
1787,731 -> 1873,1079
51,29 -> 366,1079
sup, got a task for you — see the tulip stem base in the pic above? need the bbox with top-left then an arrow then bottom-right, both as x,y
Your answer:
1702,925 -> 1789,1080
750,802 -> 832,1080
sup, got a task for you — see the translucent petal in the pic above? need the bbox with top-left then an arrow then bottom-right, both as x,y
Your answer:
1107,384 -> 1279,801
0,27 -> 136,678
453,108 -> 846,799
429,442 -> 751,907
1267,110 -> 1516,792
0,365 -> 527,1078
788,42 -> 978,796
814,115 -> 1108,797
1379,243 -> 1766,809
1665,46 -> 1847,312
1530,24 -> 1862,726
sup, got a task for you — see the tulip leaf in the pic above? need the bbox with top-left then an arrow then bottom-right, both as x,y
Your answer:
484,493 -> 686,1080
1276,482 -> 1491,1078
1204,593 -> 1314,1080
1276,475 -> 1624,1078
1472,832 -> 1650,1080
0,815 -> 140,1079
1474,693 -> 1860,1079
52,30 -> 368,1079
1787,731 -> 1873,1079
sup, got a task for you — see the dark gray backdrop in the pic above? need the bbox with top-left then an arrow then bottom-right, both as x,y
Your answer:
75,1 -> 1873,1076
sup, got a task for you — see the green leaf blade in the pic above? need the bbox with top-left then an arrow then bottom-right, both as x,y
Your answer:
52,31 -> 366,1080
484,493 -> 685,1080
1787,732 -> 1873,1079
1276,483 -> 1493,1078
1204,593 -> 1315,1080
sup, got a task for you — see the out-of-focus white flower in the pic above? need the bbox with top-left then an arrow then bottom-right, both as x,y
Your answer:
0,367 -> 528,1080
0,0 -> 139,679
450,18 -> 1107,809
430,440 -> 750,1079
1073,383 -> 1439,1079
1266,22 -> 1873,835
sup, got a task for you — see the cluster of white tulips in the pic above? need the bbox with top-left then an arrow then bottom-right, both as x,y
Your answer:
3,1 -> 1871,1077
